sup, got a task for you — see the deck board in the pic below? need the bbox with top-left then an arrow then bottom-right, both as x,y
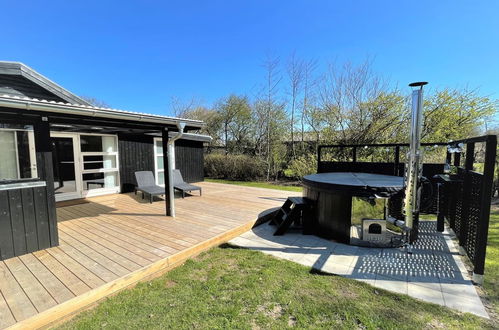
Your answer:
3,258 -> 58,313
0,182 -> 295,329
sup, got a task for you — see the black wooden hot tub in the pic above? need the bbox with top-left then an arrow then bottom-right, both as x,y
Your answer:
303,172 -> 404,244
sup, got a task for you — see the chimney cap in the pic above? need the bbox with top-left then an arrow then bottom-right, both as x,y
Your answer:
409,81 -> 428,87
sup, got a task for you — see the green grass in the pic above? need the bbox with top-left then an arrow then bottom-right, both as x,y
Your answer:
483,206 -> 499,319
205,178 -> 302,192
58,246 -> 492,330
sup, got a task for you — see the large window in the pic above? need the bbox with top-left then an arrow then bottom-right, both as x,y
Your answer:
0,124 -> 37,181
80,135 -> 119,191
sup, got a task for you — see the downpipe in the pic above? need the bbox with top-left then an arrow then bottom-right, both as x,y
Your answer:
167,122 -> 186,217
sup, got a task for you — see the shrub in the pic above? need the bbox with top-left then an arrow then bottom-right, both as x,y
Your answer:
204,154 -> 266,181
285,153 -> 317,179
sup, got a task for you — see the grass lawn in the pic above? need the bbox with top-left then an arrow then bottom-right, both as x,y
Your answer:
483,206 -> 499,320
205,178 -> 302,192
58,245 -> 493,329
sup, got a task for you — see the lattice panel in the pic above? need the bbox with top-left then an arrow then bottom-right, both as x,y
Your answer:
451,172 -> 465,238
462,172 -> 483,264
442,169 -> 485,272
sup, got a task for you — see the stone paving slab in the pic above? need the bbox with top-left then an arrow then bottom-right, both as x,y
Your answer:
229,221 -> 488,318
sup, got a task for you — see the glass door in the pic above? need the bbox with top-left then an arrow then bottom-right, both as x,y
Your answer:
51,133 -> 82,201
79,134 -> 120,197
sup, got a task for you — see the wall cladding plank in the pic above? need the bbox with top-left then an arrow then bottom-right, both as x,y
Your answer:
21,188 -> 39,253
0,190 -> 14,260
118,133 -> 155,193
8,189 -> 27,256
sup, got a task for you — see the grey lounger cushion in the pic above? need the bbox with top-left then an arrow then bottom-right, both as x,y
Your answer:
172,169 -> 201,197
134,171 -> 165,203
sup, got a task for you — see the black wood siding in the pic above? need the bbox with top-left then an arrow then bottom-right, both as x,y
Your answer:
118,133 -> 155,193
118,134 -> 204,192
0,75 -> 67,102
175,139 -> 204,183
0,183 -> 57,261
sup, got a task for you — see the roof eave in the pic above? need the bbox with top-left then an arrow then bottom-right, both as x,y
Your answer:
0,61 -> 92,106
0,95 -> 205,129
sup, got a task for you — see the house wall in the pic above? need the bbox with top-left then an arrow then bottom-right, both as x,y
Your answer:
118,133 -> 155,193
118,134 -> 205,193
175,139 -> 205,183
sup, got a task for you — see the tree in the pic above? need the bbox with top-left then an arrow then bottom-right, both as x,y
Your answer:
252,99 -> 288,180
178,106 -> 222,144
80,96 -> 110,108
316,59 -> 407,145
174,54 -> 497,182
170,96 -> 203,118
260,54 -> 284,180
215,94 -> 253,153
300,59 -> 318,146
286,53 -> 304,159
422,88 -> 497,142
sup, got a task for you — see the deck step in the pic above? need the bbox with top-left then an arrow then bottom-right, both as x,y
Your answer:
271,197 -> 312,236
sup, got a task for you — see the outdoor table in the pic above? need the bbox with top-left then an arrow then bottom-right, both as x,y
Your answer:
302,172 -> 404,244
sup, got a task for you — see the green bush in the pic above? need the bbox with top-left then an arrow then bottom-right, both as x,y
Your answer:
285,153 -> 317,179
204,154 -> 266,181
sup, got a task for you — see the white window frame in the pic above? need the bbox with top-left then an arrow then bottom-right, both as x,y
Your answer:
78,133 -> 121,198
50,132 -> 121,201
50,132 -> 83,201
0,128 -> 37,180
153,137 -> 177,187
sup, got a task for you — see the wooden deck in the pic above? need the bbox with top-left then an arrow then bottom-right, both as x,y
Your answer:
0,182 -> 295,329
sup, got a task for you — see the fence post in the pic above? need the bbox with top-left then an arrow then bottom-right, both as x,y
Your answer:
317,146 -> 322,173
352,146 -> 357,162
472,135 -> 497,283
394,146 -> 400,176
454,151 -> 461,167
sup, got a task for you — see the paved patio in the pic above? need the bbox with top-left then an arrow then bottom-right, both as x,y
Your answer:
230,220 -> 489,318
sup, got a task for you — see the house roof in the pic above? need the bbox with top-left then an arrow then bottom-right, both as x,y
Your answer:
0,61 -> 208,129
0,61 -> 207,130
0,61 -> 92,105
0,93 -> 205,129
169,131 -> 212,142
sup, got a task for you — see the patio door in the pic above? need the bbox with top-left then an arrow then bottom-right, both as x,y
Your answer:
51,133 -> 83,201
50,132 -> 121,201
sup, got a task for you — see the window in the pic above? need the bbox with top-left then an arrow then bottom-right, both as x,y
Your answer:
80,135 -> 119,190
0,125 -> 37,181
80,135 -> 117,152
153,138 -> 177,186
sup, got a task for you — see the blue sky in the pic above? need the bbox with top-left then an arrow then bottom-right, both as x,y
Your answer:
1,1 -> 498,117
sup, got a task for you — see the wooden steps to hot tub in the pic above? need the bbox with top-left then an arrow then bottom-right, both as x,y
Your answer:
270,197 -> 312,235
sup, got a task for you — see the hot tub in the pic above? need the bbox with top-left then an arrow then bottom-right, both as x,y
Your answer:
302,172 -> 404,244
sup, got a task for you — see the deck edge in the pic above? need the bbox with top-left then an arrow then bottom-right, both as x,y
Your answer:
6,218 -> 257,330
